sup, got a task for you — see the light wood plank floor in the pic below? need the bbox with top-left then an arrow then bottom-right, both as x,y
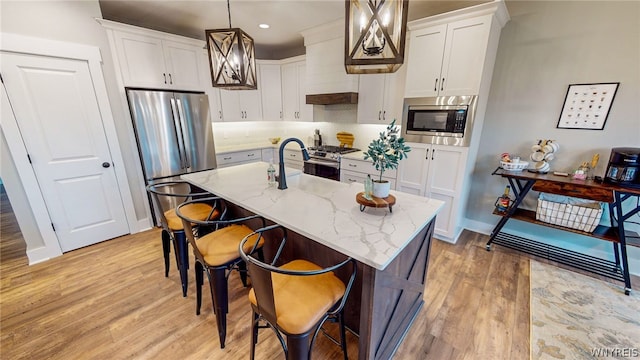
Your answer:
1,187 -> 634,359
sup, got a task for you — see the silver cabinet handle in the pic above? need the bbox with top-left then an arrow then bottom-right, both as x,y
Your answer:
163,73 -> 167,84
441,78 -> 445,91
169,73 -> 173,84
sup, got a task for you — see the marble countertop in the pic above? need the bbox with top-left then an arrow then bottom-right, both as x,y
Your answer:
215,141 -> 311,155
182,162 -> 444,270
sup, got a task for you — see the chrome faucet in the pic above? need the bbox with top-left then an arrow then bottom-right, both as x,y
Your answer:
278,137 -> 310,190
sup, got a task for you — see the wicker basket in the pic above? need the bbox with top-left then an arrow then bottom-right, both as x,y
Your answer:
500,160 -> 529,171
536,194 -> 603,233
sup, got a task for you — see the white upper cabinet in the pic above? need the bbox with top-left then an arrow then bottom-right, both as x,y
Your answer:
219,89 -> 262,122
281,58 -> 312,122
106,25 -> 205,90
357,72 -> 402,124
404,15 -> 491,98
259,62 -> 283,121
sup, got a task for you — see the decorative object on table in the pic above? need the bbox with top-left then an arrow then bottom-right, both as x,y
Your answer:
205,0 -> 257,90
604,147 -> 640,189
364,174 -> 373,200
494,185 -> 512,214
536,193 -> 603,232
528,139 -> 558,174
499,153 -> 528,171
572,153 -> 599,180
530,260 -> 640,360
356,192 -> 396,212
268,137 -> 281,144
344,0 -> 409,74
336,131 -> 355,148
557,82 -> 619,130
363,119 -> 411,198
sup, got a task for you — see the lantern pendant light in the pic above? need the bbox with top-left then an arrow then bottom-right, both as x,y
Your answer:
206,0 -> 257,89
345,0 -> 409,74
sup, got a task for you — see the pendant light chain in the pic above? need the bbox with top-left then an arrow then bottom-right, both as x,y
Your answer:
227,0 -> 232,28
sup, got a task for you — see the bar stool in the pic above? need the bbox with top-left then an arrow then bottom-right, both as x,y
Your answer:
146,180 -> 219,297
176,197 -> 266,349
239,224 -> 356,360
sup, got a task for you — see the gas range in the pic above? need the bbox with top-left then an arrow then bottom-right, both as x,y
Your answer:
304,145 -> 360,181
307,145 -> 361,163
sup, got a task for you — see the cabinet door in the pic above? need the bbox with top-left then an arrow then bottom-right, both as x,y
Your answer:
218,90 -> 242,121
162,40 -> 204,90
396,142 -> 431,196
259,64 -> 283,121
297,63 -> 313,122
357,74 -> 385,124
113,31 -> 167,88
440,16 -> 490,96
382,73 -> 402,123
240,89 -> 263,121
281,62 -> 299,121
404,24 -> 447,98
426,145 -> 467,238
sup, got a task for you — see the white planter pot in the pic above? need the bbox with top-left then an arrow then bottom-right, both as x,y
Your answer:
372,180 -> 391,198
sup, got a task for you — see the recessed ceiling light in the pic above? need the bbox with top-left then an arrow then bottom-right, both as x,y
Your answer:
259,24 -> 270,29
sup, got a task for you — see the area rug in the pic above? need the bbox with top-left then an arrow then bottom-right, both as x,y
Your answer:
530,260 -> 640,359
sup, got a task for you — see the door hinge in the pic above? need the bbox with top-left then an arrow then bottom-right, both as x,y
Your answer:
27,154 -> 32,164
51,223 -> 56,231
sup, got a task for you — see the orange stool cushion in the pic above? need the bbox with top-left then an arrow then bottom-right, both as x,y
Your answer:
248,259 -> 346,335
196,224 -> 263,266
165,203 -> 219,231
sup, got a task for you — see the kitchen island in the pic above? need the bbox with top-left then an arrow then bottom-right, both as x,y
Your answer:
182,162 -> 444,359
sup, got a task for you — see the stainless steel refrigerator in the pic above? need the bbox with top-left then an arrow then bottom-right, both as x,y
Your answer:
126,88 -> 217,223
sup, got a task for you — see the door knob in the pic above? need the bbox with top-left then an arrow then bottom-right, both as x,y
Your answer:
102,162 -> 111,168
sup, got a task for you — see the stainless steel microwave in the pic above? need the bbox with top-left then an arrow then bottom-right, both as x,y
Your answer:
401,96 -> 477,147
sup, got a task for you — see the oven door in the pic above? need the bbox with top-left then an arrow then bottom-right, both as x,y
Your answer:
304,159 -> 340,181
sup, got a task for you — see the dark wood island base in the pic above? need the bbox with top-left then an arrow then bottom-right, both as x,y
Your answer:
229,203 -> 436,360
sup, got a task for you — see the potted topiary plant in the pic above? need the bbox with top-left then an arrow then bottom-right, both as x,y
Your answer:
363,119 -> 411,198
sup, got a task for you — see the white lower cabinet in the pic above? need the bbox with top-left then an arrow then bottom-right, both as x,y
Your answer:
216,149 -> 262,168
282,149 -> 304,170
261,148 -> 276,164
396,143 -> 468,241
340,158 -> 397,189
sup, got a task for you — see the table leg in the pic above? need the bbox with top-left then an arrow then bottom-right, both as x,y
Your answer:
486,179 -> 536,250
614,192 -> 633,295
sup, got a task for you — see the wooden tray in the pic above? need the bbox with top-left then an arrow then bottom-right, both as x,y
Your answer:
356,192 -> 396,212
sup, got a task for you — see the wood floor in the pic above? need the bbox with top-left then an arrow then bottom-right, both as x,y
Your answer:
0,187 -> 633,359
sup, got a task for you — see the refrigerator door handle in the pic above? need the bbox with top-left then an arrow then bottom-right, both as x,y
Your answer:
175,98 -> 191,169
170,98 -> 187,169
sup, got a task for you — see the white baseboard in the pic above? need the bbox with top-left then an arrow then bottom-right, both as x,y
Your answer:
462,218 -> 640,277
136,218 -> 153,233
26,246 -> 57,265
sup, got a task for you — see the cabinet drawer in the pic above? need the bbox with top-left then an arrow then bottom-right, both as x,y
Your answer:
216,149 -> 261,166
532,180 -> 613,203
341,158 -> 398,179
340,170 -> 396,189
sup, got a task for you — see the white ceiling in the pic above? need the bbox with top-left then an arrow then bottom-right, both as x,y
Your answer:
99,0 -> 490,59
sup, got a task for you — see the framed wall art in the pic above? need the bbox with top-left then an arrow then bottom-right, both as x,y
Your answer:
556,82 -> 619,130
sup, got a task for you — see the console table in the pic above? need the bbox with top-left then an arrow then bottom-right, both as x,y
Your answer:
487,168 -> 640,295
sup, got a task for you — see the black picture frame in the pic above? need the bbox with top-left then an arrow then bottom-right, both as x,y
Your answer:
556,82 -> 619,130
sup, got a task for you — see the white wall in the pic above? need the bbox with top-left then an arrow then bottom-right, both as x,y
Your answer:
0,1 -> 149,230
466,1 -> 640,274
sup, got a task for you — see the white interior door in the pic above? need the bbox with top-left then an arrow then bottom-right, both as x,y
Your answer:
1,52 -> 129,252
